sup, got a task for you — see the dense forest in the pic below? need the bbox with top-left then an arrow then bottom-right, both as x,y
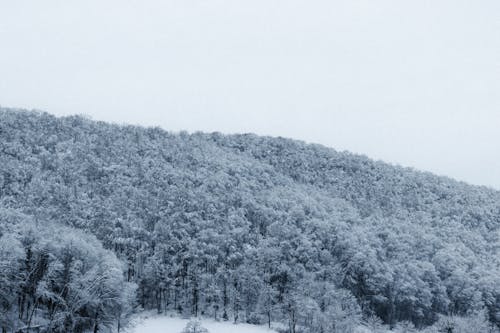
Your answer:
1,109 -> 499,333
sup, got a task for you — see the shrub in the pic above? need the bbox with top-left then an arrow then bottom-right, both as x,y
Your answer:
181,320 -> 209,333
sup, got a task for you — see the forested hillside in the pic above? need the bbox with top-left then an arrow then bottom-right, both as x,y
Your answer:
1,109 -> 499,333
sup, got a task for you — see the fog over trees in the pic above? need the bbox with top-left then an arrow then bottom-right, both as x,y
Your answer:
1,109 -> 499,333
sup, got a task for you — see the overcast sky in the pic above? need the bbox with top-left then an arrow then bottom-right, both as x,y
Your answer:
0,1 -> 499,189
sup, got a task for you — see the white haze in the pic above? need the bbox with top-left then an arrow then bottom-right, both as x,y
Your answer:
0,0 -> 499,189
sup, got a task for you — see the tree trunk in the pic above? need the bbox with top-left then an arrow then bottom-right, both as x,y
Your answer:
94,312 -> 99,333
222,278 -> 228,321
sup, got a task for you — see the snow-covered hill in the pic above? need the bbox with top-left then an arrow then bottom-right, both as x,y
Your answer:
2,109 -> 500,332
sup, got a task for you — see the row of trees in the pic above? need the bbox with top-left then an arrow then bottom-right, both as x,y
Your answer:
136,237 -> 363,332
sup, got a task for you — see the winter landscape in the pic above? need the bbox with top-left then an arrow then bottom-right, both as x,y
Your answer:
1,1 -> 499,332
1,109 -> 499,333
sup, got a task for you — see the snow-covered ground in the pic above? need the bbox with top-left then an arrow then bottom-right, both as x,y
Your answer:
126,314 -> 278,333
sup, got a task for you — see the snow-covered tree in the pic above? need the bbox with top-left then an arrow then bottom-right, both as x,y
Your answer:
181,320 -> 209,333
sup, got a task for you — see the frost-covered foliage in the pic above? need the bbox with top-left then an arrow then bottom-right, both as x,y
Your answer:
1,109 -> 500,332
431,311 -> 498,333
0,210 -> 136,333
181,320 -> 209,333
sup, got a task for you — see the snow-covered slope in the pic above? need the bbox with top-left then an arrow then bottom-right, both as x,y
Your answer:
127,315 -> 278,333
2,110 -> 500,331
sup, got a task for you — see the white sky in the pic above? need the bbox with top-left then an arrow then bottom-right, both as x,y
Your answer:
0,1 -> 499,189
